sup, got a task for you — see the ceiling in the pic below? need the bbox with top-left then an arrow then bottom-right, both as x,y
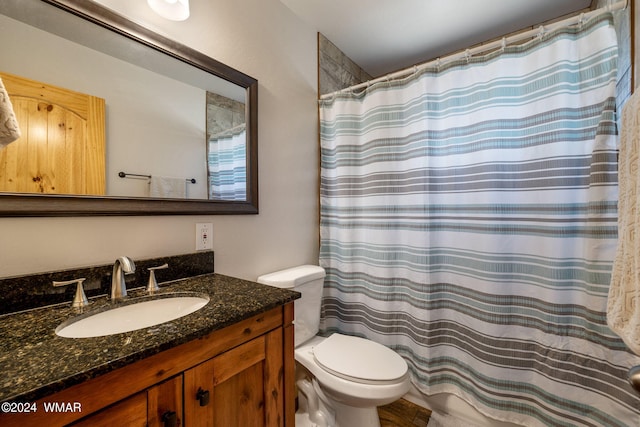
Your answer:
279,0 -> 593,77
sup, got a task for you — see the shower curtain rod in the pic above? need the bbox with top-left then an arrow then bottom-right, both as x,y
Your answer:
319,0 -> 627,100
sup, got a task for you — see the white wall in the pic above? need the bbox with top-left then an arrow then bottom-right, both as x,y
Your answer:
0,0 -> 320,281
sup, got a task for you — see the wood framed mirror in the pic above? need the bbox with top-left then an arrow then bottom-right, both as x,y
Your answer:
0,0 -> 258,216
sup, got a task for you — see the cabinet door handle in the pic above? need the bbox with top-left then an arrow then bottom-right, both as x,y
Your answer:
196,387 -> 210,406
161,410 -> 177,427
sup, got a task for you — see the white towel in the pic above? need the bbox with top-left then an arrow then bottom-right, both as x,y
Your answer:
608,91 -> 640,356
0,77 -> 21,148
148,176 -> 187,198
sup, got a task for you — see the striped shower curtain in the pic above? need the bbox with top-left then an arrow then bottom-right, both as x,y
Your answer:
208,124 -> 246,200
319,13 -> 640,427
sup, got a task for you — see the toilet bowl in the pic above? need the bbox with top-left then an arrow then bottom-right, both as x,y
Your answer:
257,265 -> 410,427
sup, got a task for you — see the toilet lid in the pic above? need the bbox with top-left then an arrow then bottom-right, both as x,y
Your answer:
312,334 -> 407,384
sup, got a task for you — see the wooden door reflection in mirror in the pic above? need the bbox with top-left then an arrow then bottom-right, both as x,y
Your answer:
0,72 -> 106,195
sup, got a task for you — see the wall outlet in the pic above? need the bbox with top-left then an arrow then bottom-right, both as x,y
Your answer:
196,223 -> 213,251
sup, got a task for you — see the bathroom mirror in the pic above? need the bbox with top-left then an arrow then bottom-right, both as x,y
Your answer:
0,0 -> 258,215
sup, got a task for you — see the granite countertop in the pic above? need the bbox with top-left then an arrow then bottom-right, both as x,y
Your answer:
0,273 -> 299,403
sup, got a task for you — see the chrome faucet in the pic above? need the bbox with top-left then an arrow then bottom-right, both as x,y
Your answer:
111,256 -> 136,300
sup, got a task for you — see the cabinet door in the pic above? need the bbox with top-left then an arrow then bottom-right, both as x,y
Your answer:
148,376 -> 183,427
70,375 -> 183,427
184,328 -> 284,427
70,392 -> 147,427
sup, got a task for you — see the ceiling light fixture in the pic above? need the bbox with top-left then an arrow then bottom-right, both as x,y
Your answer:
147,0 -> 190,21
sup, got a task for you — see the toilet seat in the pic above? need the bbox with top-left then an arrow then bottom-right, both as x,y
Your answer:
312,334 -> 408,385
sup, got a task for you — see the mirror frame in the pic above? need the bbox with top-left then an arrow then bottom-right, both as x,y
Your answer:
0,0 -> 258,216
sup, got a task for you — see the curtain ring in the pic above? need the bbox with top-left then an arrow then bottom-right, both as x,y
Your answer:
579,12 -> 585,28
537,25 -> 545,39
435,57 -> 441,71
501,37 -> 507,52
464,49 -> 471,63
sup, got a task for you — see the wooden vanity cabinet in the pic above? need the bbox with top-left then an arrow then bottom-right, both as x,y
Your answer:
3,303 -> 294,427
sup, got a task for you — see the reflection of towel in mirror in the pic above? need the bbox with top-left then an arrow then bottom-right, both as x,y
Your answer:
149,176 -> 187,198
0,77 -> 21,148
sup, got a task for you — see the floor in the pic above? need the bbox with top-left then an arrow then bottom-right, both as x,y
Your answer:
378,398 -> 432,427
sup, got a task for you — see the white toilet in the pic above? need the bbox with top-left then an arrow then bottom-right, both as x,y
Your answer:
257,265 -> 410,427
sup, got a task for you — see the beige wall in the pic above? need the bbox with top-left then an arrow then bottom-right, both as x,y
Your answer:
0,0 -> 320,281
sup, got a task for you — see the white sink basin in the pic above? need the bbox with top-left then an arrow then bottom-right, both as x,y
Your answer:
56,294 -> 209,338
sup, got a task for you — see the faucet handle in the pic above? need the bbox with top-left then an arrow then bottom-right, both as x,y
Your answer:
147,263 -> 169,294
53,277 -> 89,308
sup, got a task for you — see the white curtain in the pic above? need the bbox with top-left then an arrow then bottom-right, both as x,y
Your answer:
320,13 -> 640,427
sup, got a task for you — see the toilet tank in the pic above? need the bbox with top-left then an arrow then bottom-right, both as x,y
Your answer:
257,265 -> 326,346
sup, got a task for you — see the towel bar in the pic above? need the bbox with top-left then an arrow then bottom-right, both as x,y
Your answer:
118,171 -> 196,184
